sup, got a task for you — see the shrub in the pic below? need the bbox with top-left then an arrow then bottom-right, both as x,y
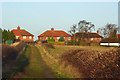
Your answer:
100,37 -> 120,43
51,36 -> 55,42
2,41 -> 26,64
61,49 -> 120,78
59,35 -> 65,41
48,37 -> 51,42
43,43 -> 55,49
79,40 -> 87,46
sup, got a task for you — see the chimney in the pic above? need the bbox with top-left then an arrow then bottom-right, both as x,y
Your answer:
85,30 -> 88,33
97,30 -> 99,34
51,28 -> 54,31
110,32 -> 112,37
17,26 -> 20,30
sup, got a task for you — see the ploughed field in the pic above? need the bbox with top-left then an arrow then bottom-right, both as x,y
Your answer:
39,44 -> 120,78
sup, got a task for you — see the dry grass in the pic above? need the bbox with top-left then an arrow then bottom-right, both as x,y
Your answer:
36,44 -> 82,78
47,45 -> 117,59
10,42 -> 20,47
39,44 -> 119,78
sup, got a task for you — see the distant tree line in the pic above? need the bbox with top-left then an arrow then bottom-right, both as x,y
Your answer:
68,20 -> 120,45
99,24 -> 120,38
0,28 -> 15,43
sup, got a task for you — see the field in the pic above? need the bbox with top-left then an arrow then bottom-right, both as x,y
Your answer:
3,42 -> 120,78
37,44 -> 120,78
46,45 -> 117,59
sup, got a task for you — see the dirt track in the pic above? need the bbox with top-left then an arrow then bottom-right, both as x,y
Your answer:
14,45 -> 55,78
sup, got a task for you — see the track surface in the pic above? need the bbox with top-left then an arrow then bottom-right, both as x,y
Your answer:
14,45 -> 55,78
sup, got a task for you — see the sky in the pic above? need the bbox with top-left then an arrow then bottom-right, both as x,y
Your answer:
2,2 -> 118,40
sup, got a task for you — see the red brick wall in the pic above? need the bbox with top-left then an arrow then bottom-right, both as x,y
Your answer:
20,36 -> 34,41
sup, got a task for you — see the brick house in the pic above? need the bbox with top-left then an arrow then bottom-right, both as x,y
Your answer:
116,34 -> 120,39
11,26 -> 34,41
38,28 -> 71,42
74,30 -> 103,42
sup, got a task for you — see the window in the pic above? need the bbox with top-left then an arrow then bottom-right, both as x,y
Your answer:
99,38 -> 101,40
57,37 -> 60,39
95,38 -> 97,40
84,38 -> 86,40
45,37 -> 47,39
23,36 -> 26,39
16,36 -> 19,39
91,38 -> 93,40
29,36 -> 32,39
68,37 -> 70,40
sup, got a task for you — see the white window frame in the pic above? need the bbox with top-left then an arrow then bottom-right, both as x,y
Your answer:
91,38 -> 93,40
57,37 -> 60,40
68,37 -> 70,40
45,37 -> 47,39
16,36 -> 19,39
99,38 -> 101,40
23,36 -> 26,39
29,36 -> 32,39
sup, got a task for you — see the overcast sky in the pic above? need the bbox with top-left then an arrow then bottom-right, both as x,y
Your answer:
2,2 -> 118,40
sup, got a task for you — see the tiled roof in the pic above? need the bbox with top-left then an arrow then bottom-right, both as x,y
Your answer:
74,32 -> 103,38
11,30 -> 21,36
11,29 -> 34,36
38,30 -> 71,37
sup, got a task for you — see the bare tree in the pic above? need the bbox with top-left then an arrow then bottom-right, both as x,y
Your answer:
78,20 -> 95,41
99,24 -> 120,38
68,25 -> 77,45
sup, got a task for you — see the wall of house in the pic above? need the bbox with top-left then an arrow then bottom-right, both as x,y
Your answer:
20,36 -> 34,41
38,36 -> 71,41
74,38 -> 103,42
89,38 -> 102,42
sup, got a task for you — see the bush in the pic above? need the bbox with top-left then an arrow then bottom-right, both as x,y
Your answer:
51,36 -> 55,42
2,41 -> 26,64
59,35 -> 65,41
79,40 -> 87,46
61,49 -> 120,78
41,40 -> 48,43
100,37 -> 120,43
48,37 -> 51,42
43,43 -> 55,49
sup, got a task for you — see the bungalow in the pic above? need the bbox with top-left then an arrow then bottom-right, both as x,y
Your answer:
74,30 -> 103,42
38,28 -> 71,42
11,26 -> 34,41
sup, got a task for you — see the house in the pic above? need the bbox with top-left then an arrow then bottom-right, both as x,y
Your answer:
38,28 -> 71,42
116,34 -> 120,39
74,30 -> 103,42
11,26 -> 34,41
